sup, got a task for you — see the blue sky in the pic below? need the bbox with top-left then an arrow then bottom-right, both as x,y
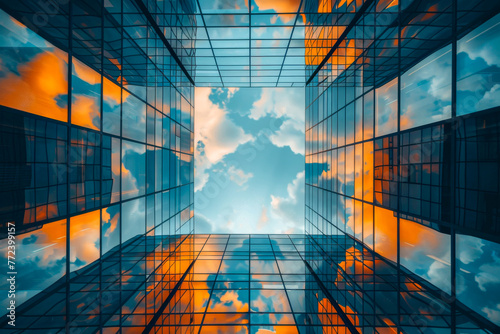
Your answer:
194,87 -> 305,234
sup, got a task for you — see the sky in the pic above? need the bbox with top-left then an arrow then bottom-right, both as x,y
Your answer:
194,87 -> 305,234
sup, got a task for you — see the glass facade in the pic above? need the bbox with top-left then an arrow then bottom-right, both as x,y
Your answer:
0,0 -> 499,333
305,0 -> 500,331
0,0 -> 195,325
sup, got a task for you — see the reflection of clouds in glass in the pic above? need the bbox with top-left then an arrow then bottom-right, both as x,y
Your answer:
102,205 -> 121,254
122,94 -> 146,142
475,253 -> 500,292
0,219 -> 66,314
122,140 -> 146,200
400,219 -> 451,293
458,236 -> 484,265
375,78 -> 398,137
476,84 -> 500,110
0,38 -> 68,121
458,14 -> 500,66
71,57 -> 101,130
457,234 -> 500,325
122,197 -> 146,243
0,9 -> 69,120
103,77 -> 124,136
400,45 -> 451,130
199,0 -> 248,13
457,14 -> 500,115
70,210 -> 100,272
252,0 -> 301,23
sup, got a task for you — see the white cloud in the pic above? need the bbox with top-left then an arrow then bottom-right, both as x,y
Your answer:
459,15 -> 500,67
249,88 -> 303,120
227,87 -> 239,99
195,88 -> 253,192
227,165 -> 253,187
426,258 -> 452,293
269,119 -> 304,155
476,84 -> 500,111
457,234 -> 485,265
249,88 -> 305,155
482,304 -> 500,325
269,171 -> 305,233
475,253 -> 500,292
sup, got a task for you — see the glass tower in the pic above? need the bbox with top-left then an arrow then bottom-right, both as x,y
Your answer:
0,0 -> 499,333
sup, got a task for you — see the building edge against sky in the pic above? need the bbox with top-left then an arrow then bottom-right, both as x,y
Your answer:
0,0 -> 499,333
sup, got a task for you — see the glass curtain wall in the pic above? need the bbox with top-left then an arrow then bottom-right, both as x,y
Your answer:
0,1 -> 195,328
305,0 -> 500,331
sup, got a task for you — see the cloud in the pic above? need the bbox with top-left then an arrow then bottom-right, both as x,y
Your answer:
482,304 -> 500,325
459,14 -> 500,67
270,171 -> 305,233
457,235 -> 485,265
475,253 -> 500,292
476,84 -> 500,111
257,206 -> 269,230
195,213 -> 214,234
269,119 -> 304,155
252,0 -> 301,23
195,88 -> 253,192
249,88 -> 303,120
227,165 -> 253,187
249,88 -> 305,155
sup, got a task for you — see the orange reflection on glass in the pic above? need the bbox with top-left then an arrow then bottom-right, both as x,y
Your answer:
305,26 -> 346,66
317,297 -> 349,331
363,141 -> 374,202
354,143 -> 363,199
374,206 -> 397,262
252,0 -> 301,23
34,203 -> 60,221
70,210 -> 100,272
354,199 -> 363,240
208,290 -> 249,313
0,46 -> 68,122
256,327 -> 298,334
200,326 -> 248,334
71,57 -> 101,130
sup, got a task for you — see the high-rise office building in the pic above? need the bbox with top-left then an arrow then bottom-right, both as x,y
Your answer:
0,0 -> 499,333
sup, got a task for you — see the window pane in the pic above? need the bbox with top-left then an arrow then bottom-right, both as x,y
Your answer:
0,10 -> 68,122
122,94 -> 146,142
71,57 -> 101,130
375,78 -> 398,137
401,45 -> 452,130
457,13 -> 500,115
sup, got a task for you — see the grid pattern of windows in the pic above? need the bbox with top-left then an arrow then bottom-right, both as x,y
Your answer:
1,234 -> 193,332
4,233 -> 493,333
0,0 -> 195,321
0,0 -> 500,333
305,0 -> 500,329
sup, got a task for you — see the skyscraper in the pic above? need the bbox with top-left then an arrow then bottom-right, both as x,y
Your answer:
0,0 -> 499,333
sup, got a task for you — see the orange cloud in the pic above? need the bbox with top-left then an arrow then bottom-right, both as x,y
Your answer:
251,0 -> 301,23
70,210 -> 101,269
0,48 -> 68,122
71,95 -> 100,130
